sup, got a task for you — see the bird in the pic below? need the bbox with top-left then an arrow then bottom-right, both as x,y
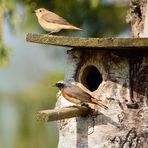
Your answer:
54,80 -> 108,109
33,8 -> 83,34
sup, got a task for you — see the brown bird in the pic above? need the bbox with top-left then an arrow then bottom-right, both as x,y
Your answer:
33,8 -> 83,34
54,80 -> 108,109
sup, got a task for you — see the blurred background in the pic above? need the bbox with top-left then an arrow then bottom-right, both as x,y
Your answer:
0,0 -> 130,148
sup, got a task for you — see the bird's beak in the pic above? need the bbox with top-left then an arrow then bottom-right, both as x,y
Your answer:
32,10 -> 36,13
52,84 -> 56,87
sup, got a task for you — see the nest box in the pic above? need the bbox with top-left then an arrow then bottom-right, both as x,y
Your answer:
27,34 -> 148,148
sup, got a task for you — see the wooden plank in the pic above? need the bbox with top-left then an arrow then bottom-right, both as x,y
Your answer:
26,33 -> 148,50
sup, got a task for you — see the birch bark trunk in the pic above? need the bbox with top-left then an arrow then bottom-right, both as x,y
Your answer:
56,1 -> 148,147
126,0 -> 148,37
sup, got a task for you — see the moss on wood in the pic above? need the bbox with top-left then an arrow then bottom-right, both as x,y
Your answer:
26,33 -> 148,50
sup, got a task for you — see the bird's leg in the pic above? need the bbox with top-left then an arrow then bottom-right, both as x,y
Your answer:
47,31 -> 55,35
80,102 -> 89,108
48,30 -> 60,35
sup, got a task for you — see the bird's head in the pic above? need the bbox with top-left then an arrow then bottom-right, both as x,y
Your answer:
54,81 -> 66,90
33,8 -> 47,17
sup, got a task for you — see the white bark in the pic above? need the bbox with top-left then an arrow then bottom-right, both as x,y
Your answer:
143,0 -> 148,37
55,1 -> 148,147
56,49 -> 148,148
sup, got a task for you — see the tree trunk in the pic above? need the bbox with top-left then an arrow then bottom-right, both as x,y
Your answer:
56,1 -> 148,147
56,49 -> 147,148
127,0 -> 148,37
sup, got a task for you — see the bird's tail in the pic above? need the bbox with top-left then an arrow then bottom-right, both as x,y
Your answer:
67,24 -> 83,31
91,98 -> 108,110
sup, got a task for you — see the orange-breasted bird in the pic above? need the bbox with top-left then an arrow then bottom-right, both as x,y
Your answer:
54,80 -> 108,109
33,8 -> 83,34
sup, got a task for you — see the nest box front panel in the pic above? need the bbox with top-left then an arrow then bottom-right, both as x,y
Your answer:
66,49 -> 147,109
56,49 -> 147,148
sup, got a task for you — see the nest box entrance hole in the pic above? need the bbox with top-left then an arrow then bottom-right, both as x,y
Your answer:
81,66 -> 102,91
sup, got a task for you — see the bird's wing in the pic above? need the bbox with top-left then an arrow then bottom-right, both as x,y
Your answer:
64,84 -> 92,103
41,12 -> 70,25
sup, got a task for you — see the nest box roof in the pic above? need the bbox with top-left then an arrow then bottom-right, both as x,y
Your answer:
26,33 -> 148,51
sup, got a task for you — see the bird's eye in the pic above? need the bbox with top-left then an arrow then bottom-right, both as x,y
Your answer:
39,10 -> 42,12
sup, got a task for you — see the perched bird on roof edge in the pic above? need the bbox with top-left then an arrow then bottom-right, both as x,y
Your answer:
54,80 -> 108,110
33,8 -> 83,34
